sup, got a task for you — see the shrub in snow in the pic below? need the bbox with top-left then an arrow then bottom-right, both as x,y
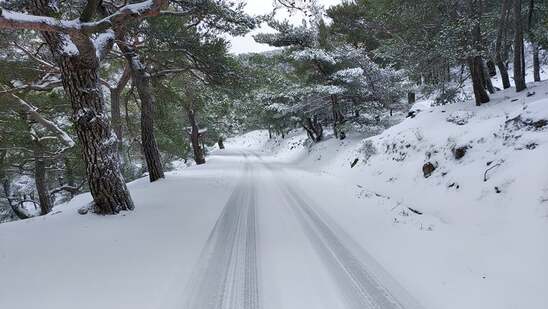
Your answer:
446,111 -> 474,125
358,140 -> 377,163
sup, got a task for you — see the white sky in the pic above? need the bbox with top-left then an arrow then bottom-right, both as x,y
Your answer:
229,0 -> 343,54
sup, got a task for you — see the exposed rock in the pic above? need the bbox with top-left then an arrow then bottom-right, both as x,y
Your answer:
453,145 -> 468,160
407,110 -> 420,118
422,162 -> 437,178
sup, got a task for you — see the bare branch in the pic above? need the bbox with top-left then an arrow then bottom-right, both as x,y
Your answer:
12,41 -> 57,69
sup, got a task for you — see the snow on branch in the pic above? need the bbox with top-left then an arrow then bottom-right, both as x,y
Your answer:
0,0 -> 164,35
0,76 -> 62,96
10,94 -> 75,148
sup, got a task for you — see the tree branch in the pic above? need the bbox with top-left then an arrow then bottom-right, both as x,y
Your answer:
10,94 -> 75,148
0,0 -> 164,35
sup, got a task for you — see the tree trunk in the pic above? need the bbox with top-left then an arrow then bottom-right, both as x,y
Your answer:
218,137 -> 225,150
63,156 -> 77,198
302,116 -> 323,143
408,92 -> 416,104
330,94 -> 344,139
469,0 -> 490,105
186,106 -> 205,165
117,37 -> 164,182
110,65 -> 130,151
481,59 -> 496,94
60,60 -> 134,213
486,60 -> 497,77
469,58 -> 491,106
533,44 -> 541,82
30,0 -> 134,215
32,140 -> 52,215
513,0 -> 527,92
526,0 -> 541,82
496,0 -> 512,89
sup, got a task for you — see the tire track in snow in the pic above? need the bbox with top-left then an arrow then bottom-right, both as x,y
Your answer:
266,164 -> 422,309
184,164 -> 260,309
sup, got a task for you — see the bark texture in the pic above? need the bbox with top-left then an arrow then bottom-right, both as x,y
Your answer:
469,58 -> 491,105
31,0 -> 134,214
117,37 -> 165,182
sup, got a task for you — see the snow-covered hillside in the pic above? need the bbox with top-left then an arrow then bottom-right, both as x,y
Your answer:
226,81 -> 548,309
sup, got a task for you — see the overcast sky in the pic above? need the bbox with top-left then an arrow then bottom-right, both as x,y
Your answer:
229,0 -> 343,54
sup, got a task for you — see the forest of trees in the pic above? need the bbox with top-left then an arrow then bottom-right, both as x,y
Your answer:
0,0 -> 547,222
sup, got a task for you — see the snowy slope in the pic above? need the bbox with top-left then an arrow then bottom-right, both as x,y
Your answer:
227,81 -> 548,309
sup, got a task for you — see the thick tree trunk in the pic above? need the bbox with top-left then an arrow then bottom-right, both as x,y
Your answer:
513,0 -> 527,92
186,107 -> 205,165
117,38 -> 164,182
30,0 -> 134,214
218,137 -> 225,149
32,140 -> 52,215
469,58 -> 491,106
60,59 -> 134,214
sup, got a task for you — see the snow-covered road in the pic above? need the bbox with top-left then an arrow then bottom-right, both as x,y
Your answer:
0,149 -> 424,309
182,150 -> 422,309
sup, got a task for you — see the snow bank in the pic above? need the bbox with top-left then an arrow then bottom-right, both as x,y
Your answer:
0,162 -> 243,309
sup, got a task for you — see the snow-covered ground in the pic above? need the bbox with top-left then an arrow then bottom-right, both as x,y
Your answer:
225,80 -> 548,309
1,80 -> 547,309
